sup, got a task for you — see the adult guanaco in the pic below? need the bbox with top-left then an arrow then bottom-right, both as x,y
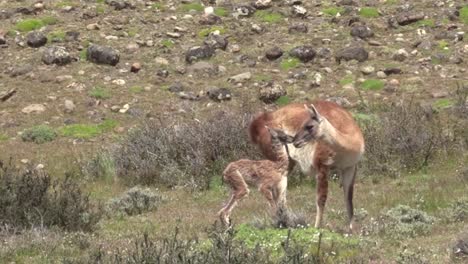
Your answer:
218,127 -> 293,226
249,101 -> 365,230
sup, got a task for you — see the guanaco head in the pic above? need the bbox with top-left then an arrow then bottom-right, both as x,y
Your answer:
293,104 -> 323,148
265,126 -> 294,145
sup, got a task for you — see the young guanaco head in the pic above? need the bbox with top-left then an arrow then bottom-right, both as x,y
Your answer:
293,104 -> 323,148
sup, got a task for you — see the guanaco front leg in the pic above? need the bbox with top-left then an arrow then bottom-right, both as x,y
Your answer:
342,165 -> 357,231
315,166 -> 329,228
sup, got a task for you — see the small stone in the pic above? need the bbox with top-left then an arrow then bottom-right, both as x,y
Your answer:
396,12 -> 425,26
168,82 -> 184,93
64,100 -> 75,113
111,105 -> 120,112
291,5 -> 307,17
289,45 -> 316,62
112,79 -> 126,86
185,45 -> 215,63
42,46 -> 72,65
253,0 -> 272,9
22,104 -> 46,114
335,46 -> 368,63
131,62 -> 141,73
360,65 -> 375,75
87,44 -> 120,66
350,24 -> 374,39
166,32 -> 181,38
288,23 -> 308,34
155,57 -> 169,65
230,44 -> 241,53
259,83 -> 286,103
204,34 -> 228,50
86,23 -> 100,30
376,71 -> 387,79
36,164 -> 45,170
188,61 -> 218,76
21,159 -> 29,164
389,79 -> 400,86
384,68 -> 402,75
431,91 -> 449,98
265,46 -> 283,61
119,104 -> 130,113
199,14 -> 222,25
251,24 -> 263,33
204,6 -> 214,16
9,64 -> 33,77
26,31 -> 47,48
311,72 -> 322,87
126,43 -> 139,53
207,88 -> 232,101
228,72 -> 252,83
392,49 -> 409,61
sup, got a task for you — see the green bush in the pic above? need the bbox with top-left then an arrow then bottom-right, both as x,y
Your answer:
21,125 -> 57,144
382,205 -> 435,239
105,186 -> 165,216
0,160 -> 101,231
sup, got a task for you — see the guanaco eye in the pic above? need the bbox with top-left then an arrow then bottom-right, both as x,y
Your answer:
306,125 -> 314,130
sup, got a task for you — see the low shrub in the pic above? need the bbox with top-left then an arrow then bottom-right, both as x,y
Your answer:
105,186 -> 165,216
0,160 -> 101,232
21,125 -> 57,144
113,111 -> 257,189
382,205 -> 435,239
445,198 -> 468,223
359,101 -> 454,177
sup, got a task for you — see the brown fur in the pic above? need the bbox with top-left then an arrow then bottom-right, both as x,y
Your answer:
218,129 -> 291,226
249,101 -> 364,230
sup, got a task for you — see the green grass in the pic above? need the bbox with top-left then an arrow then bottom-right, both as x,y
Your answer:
89,87 -> 111,99
96,4 -> 105,14
96,0 -> 105,3
161,39 -> 174,48
198,26 -> 226,38
21,125 -> 57,144
275,96 -> 291,106
127,28 -> 138,37
433,98 -> 453,110
359,7 -> 379,18
48,31 -> 66,42
130,86 -> 143,93
438,40 -> 449,50
151,3 -> 165,11
79,49 -> 88,61
179,3 -> 204,12
59,120 -> 118,139
414,19 -> 435,28
214,7 -> 228,17
15,16 -> 58,32
339,75 -> 354,86
360,79 -> 385,91
0,133 -> 9,141
460,6 -> 468,25
322,7 -> 345,16
280,57 -> 300,71
254,10 -> 283,23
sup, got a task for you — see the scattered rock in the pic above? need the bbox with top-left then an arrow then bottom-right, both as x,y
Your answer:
233,4 -> 256,19
87,44 -> 120,66
265,46 -> 283,61
188,61 -> 218,76
42,46 -> 73,65
289,45 -> 316,62
203,34 -> 228,51
207,88 -> 232,101
317,48 -> 332,59
431,91 -> 449,98
259,82 -> 286,103
228,72 -> 252,83
392,49 -> 409,61
130,62 -> 141,73
199,14 -> 222,25
288,23 -> 308,34
253,0 -> 272,9
178,91 -> 203,101
185,45 -> 215,63
291,5 -> 307,17
26,31 -> 47,48
119,104 -> 130,113
396,12 -> 425,26
168,82 -> 184,93
350,24 -> 374,39
384,68 -> 402,75
0,88 -> 17,102
376,71 -> 387,79
452,236 -> 468,258
335,46 -> 368,63
326,96 -> 351,107
22,104 -> 46,114
360,65 -> 375,75
64,100 -> 75,113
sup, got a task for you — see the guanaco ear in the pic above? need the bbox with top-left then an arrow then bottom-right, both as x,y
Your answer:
304,104 -> 322,122
271,128 -> 294,144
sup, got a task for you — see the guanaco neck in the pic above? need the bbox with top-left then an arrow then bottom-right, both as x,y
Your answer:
271,142 -> 290,172
319,118 -> 362,154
